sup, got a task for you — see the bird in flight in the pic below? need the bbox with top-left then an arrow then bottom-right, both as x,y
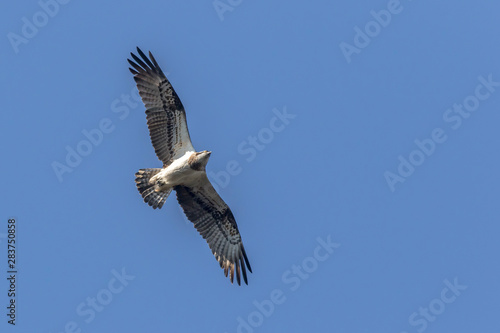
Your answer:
128,47 -> 252,285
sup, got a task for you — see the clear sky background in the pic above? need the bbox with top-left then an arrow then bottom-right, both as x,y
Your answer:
1,1 -> 500,332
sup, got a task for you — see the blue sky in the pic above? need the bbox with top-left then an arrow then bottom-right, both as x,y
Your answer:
1,0 -> 500,332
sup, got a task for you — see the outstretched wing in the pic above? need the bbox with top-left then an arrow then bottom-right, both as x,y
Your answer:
174,175 -> 252,285
128,47 -> 194,166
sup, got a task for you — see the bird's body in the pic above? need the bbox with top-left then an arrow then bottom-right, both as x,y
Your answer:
128,48 -> 252,285
151,151 -> 210,189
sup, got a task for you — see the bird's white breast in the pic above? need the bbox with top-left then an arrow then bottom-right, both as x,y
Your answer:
155,151 -> 201,186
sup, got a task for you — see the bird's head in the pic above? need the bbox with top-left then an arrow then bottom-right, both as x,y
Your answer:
189,150 -> 212,171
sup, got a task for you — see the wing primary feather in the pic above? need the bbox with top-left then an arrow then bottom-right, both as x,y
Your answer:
148,51 -> 166,77
136,47 -> 156,72
240,255 -> 248,285
127,58 -> 144,73
241,245 -> 252,273
236,259 -> 241,286
130,53 -> 151,73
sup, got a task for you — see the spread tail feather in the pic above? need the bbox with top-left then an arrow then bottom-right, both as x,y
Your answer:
135,168 -> 171,209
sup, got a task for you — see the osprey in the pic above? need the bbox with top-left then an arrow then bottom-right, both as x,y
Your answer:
128,48 -> 252,285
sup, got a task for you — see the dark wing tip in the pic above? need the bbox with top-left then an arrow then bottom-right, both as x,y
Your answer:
128,48 -> 169,86
148,51 -> 163,74
241,245 -> 252,273
127,58 -> 143,74
231,250 -> 250,286
130,52 -> 149,71
230,263 -> 235,284
128,47 -> 166,79
240,253 -> 248,285
136,47 -> 156,70
236,260 -> 242,286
